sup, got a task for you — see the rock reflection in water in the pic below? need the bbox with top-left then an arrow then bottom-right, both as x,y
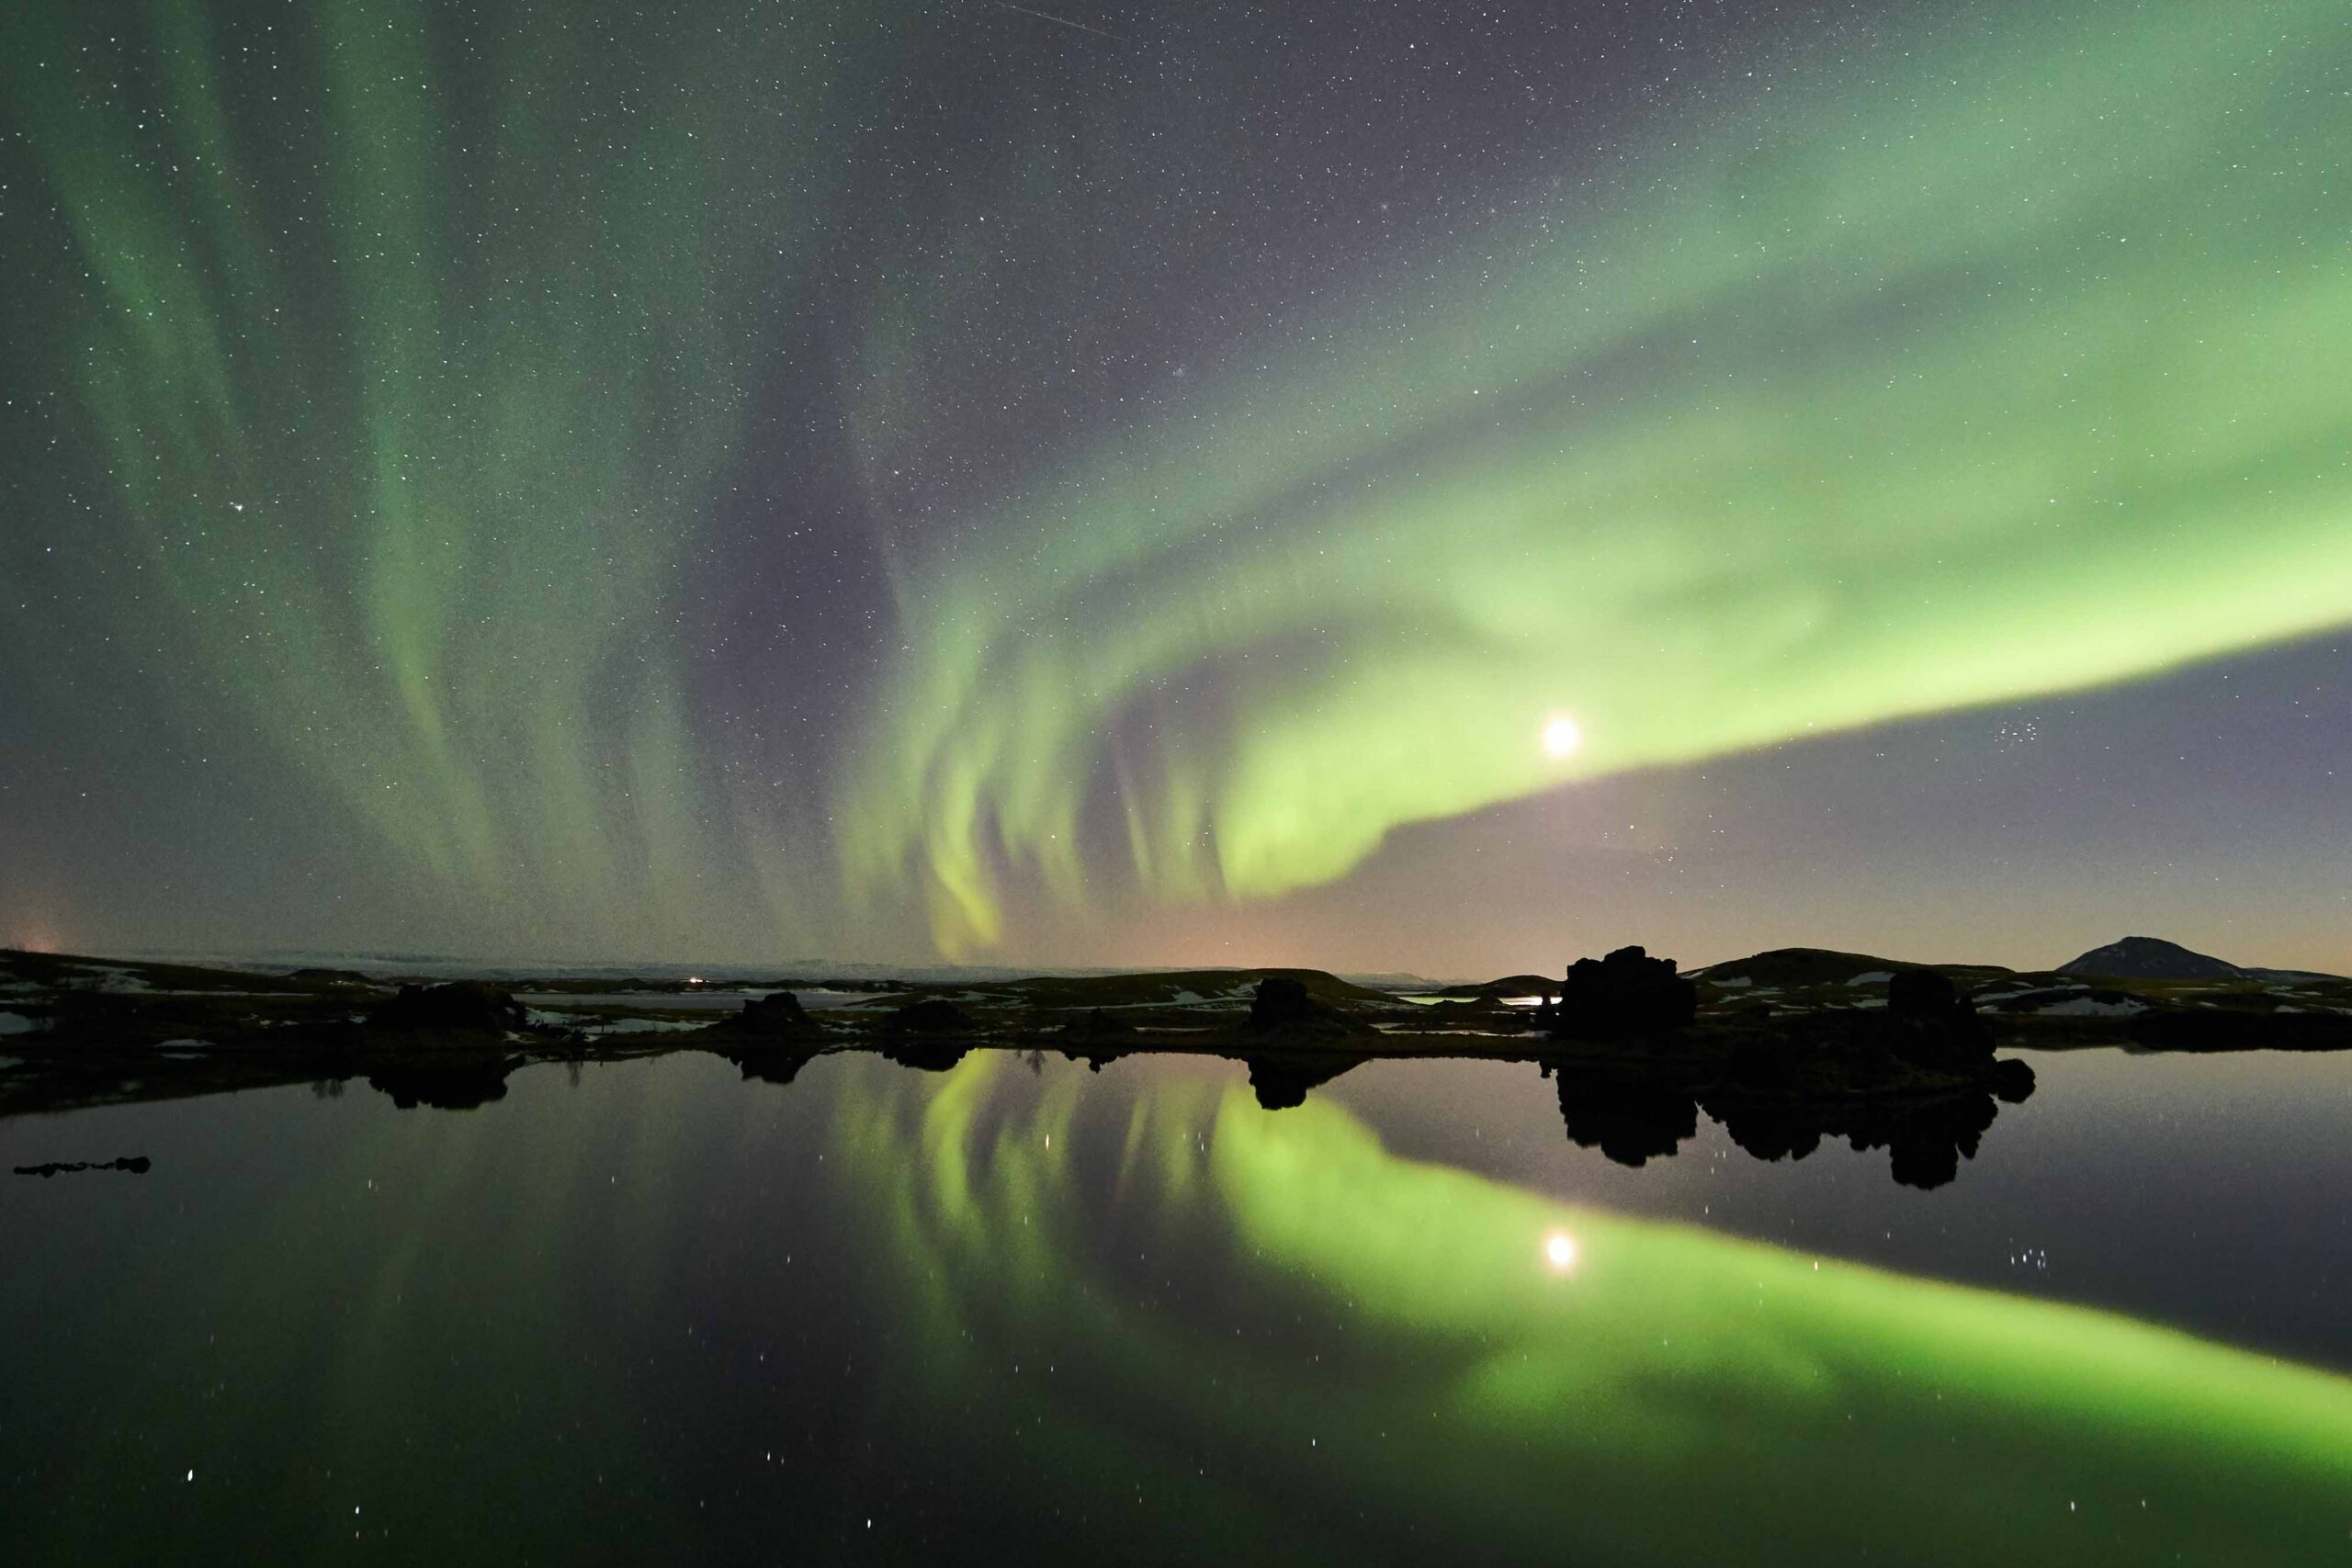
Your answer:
1547,1059 -> 2036,1189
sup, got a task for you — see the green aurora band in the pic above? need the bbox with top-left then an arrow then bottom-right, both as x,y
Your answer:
837,1054 -> 2352,1562
0,0 -> 887,950
840,0 -> 2352,952
5,0 -> 2348,956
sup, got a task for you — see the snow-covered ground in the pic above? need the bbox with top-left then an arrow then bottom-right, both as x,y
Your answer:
2036,997 -> 2147,1018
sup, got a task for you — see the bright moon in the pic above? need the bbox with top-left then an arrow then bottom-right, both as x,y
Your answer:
1541,715 -> 1582,759
1544,1231 -> 1577,1272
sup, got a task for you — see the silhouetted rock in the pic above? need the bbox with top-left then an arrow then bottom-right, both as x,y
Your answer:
1710,1089 -> 2009,1190
718,991 -> 818,1037
1992,1057 -> 2036,1102
1243,1052 -> 1366,1110
1242,977 -> 1374,1039
14,1156 -> 150,1177
366,1058 -> 514,1110
2059,936 -> 2238,980
885,998 -> 976,1034
1888,968 -> 1960,1018
365,982 -> 527,1037
702,992 -> 824,1081
1551,1068 -> 1699,1164
1248,977 -> 1315,1027
878,1039 -> 968,1073
1549,947 -> 1697,1039
728,1047 -> 819,1086
1060,1007 -> 1137,1041
1707,1102 -> 1824,1164
1776,1005 -> 1994,1072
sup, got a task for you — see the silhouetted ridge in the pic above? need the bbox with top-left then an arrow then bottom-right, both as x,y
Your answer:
2059,937 -> 2239,980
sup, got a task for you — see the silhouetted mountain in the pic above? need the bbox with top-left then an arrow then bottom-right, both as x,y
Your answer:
2059,937 -> 2238,981
1692,947 -> 2013,988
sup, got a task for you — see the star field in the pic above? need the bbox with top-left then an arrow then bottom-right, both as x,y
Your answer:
1,0 -> 2346,972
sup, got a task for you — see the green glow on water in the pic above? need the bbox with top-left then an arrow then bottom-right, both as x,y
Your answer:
841,1055 -> 2352,1562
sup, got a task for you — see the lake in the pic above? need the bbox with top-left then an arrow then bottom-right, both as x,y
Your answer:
5,1045 -> 2349,1563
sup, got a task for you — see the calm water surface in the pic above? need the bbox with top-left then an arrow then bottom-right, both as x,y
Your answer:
5,1047 -> 2349,1564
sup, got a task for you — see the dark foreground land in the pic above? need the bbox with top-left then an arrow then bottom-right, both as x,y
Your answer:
3,942 -> 2346,1187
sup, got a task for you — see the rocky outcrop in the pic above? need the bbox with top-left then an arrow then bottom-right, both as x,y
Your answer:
1242,1052 -> 1367,1111
873,999 -> 975,1072
715,991 -> 819,1037
365,982 -> 527,1039
1550,1069 -> 1699,1165
1548,947 -> 1697,1039
365,1059 -> 514,1110
1241,977 -> 1374,1040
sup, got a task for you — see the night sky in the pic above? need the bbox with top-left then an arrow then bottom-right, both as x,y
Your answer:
2,0 -> 2346,975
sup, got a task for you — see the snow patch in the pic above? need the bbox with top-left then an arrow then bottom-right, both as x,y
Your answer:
2037,997 -> 2147,1018
1847,971 -> 1894,986
0,1011 -> 35,1036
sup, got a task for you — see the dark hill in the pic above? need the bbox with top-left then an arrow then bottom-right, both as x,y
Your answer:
1693,948 -> 2010,989
1430,974 -> 1561,1000
2058,937 -> 2238,981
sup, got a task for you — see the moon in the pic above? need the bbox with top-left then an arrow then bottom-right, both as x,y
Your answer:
1542,715 -> 1583,760
1544,1231 -> 1578,1272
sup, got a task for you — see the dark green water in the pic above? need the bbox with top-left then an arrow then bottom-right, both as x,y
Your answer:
5,1047 -> 2350,1564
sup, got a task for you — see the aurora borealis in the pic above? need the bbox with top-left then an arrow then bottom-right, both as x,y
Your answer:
4,0 -> 2348,968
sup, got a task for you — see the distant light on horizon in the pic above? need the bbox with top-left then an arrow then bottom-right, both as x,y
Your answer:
1542,716 -> 1583,761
